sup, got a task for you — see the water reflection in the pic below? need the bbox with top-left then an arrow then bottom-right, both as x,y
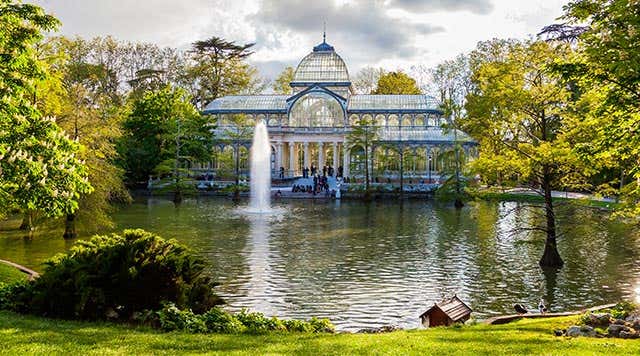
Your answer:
0,198 -> 639,331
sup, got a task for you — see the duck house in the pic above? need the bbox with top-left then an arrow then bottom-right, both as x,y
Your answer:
420,295 -> 472,328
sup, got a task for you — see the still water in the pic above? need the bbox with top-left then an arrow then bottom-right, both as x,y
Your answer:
1,198 -> 639,331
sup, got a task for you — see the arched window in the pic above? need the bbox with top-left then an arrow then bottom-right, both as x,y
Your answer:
289,92 -> 345,127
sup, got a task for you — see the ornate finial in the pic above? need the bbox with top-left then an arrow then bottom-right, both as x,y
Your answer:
323,21 -> 326,43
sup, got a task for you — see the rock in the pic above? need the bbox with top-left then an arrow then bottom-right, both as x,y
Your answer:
553,329 -> 565,337
567,325 -> 596,337
613,319 -> 626,325
584,313 -> 612,327
619,330 -> 639,339
607,324 -> 628,337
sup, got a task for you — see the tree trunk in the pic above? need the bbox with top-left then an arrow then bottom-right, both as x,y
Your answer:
19,211 -> 33,231
63,213 -> 77,239
539,169 -> 564,268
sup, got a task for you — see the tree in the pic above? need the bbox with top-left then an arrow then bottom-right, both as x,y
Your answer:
35,37 -> 131,238
347,116 -> 378,196
120,86 -> 209,191
272,66 -> 295,94
463,39 -> 586,268
559,0 -> 640,217
431,54 -> 471,207
0,0 -> 92,230
185,37 -> 255,109
372,71 -> 421,95
353,67 -> 386,94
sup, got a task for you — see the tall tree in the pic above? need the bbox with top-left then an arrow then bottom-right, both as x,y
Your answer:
463,39 -> 585,268
353,67 -> 386,94
372,71 -> 421,95
120,86 -> 209,188
185,37 -> 255,109
36,37 -> 130,237
431,54 -> 471,207
272,66 -> 295,94
0,0 -> 92,229
559,0 -> 640,217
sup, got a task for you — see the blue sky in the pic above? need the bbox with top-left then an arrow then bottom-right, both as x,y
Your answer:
30,0 -> 570,79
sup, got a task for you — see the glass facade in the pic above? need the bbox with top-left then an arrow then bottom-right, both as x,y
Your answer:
289,92 -> 345,127
291,51 -> 350,83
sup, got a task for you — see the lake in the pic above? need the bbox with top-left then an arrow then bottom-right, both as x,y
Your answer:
1,198 -> 639,331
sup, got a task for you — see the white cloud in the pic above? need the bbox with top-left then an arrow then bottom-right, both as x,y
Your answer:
28,0 -> 571,80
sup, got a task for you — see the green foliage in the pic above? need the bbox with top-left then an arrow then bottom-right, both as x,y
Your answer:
153,304 -> 333,334
200,306 -> 246,333
119,86 -> 210,184
0,280 -> 31,313
3,229 -> 221,320
272,66 -> 294,94
0,1 -> 92,219
346,117 -> 378,191
0,263 -> 28,284
372,71 -> 421,95
158,303 -> 207,333
560,0 -> 640,218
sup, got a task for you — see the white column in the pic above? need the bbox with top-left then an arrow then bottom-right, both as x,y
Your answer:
276,142 -> 283,170
332,142 -> 338,169
289,142 -> 295,176
303,142 -> 310,170
343,144 -> 350,178
318,142 -> 324,169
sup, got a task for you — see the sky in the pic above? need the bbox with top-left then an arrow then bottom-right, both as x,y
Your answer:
29,0 -> 571,80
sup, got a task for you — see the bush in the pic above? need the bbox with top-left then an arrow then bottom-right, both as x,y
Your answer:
6,229 -> 221,320
201,306 -> 246,333
158,303 -> 207,333
150,305 -> 334,334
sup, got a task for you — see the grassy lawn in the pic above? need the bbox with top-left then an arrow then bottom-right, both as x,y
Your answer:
471,191 -> 618,209
0,312 -> 638,355
0,263 -> 28,284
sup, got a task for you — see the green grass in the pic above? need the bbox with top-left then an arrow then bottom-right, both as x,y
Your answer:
471,191 -> 619,209
0,312 -> 638,355
0,263 -> 28,284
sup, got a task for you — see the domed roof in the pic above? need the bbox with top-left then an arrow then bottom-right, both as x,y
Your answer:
291,40 -> 350,84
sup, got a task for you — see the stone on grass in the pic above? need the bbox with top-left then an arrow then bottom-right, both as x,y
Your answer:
607,324 -> 628,337
584,313 -> 612,327
566,325 -> 596,337
619,330 -> 639,339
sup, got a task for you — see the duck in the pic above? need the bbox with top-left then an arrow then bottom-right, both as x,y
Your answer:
513,303 -> 528,314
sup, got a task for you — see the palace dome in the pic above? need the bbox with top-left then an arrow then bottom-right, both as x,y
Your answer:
291,40 -> 350,84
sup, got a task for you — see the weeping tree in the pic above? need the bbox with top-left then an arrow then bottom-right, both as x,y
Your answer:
462,39 -> 588,268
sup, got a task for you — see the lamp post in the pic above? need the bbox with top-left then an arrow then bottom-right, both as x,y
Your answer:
428,154 -> 432,183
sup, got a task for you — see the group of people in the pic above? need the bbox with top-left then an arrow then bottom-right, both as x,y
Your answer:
301,164 -> 342,178
291,175 -> 333,196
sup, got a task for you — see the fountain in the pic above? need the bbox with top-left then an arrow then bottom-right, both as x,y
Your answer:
248,120 -> 271,212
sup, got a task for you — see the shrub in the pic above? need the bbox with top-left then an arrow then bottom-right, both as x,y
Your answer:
9,229 -> 221,320
236,309 -> 286,333
0,281 -> 32,313
200,307 -> 246,333
157,303 -> 207,333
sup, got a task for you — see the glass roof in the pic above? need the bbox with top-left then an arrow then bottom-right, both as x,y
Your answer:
202,95 -> 287,113
292,51 -> 350,83
377,127 -> 474,143
349,95 -> 440,112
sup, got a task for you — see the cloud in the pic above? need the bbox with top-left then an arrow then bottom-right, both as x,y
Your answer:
250,0 -> 444,75
389,0 -> 494,15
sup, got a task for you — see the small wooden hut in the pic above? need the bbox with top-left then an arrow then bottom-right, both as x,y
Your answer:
420,295 -> 472,328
